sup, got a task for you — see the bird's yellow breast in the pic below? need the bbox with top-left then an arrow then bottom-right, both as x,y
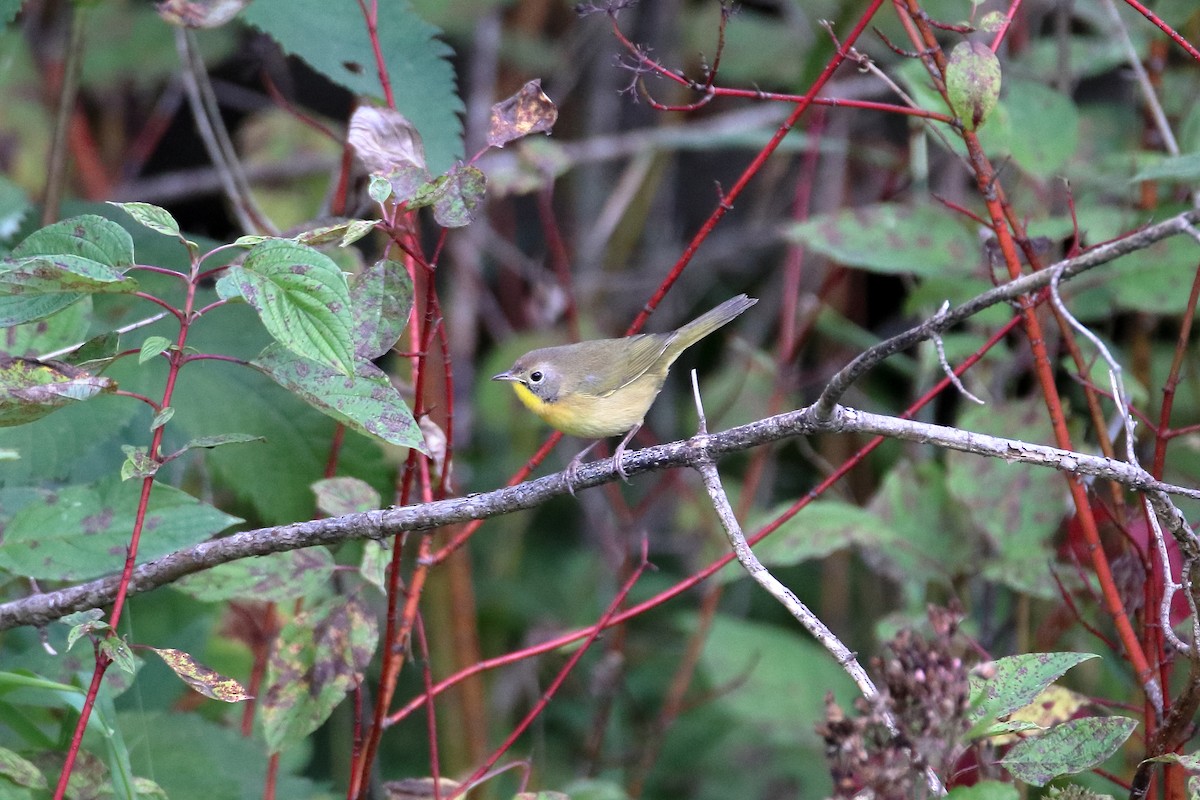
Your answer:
508,374 -> 664,439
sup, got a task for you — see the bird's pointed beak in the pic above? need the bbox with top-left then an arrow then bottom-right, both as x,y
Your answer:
492,371 -> 517,382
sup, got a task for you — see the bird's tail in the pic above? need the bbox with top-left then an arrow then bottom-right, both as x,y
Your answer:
667,294 -> 758,358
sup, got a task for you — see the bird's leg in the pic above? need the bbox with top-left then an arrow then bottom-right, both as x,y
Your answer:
611,424 -> 641,482
565,440 -> 602,496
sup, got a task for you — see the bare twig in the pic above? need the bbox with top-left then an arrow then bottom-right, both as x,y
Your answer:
687,375 -> 945,795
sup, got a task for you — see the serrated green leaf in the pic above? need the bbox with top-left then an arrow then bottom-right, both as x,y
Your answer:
261,594 -> 378,753
241,0 -> 462,174
0,477 -> 242,581
0,255 -> 138,296
253,343 -> 426,451
1000,716 -> 1137,785
107,202 -> 189,246
0,357 -> 116,427
968,652 -> 1099,729
787,203 -> 977,277
234,240 -> 356,375
12,214 -> 135,270
350,258 -> 412,359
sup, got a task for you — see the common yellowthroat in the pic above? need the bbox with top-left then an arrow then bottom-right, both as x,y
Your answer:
493,294 -> 757,487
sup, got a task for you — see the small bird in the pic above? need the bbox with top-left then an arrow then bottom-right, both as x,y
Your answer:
493,294 -> 757,488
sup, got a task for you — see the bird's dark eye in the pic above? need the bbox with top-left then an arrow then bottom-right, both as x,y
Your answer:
529,371 -> 544,383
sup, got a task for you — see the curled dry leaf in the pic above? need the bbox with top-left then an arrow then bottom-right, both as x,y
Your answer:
348,105 -> 428,176
418,416 -> 451,490
488,79 -> 558,148
156,0 -> 250,28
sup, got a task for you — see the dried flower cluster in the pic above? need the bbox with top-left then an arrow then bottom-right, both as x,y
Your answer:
816,607 -> 972,799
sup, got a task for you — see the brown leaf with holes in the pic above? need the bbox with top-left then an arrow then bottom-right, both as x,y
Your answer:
487,79 -> 558,148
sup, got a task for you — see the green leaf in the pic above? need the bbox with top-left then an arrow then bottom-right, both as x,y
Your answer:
59,328 -> 120,370
0,297 -> 92,358
12,214 -> 135,270
968,652 -> 1099,730
120,445 -> 157,481
261,594 -> 378,753
946,780 -> 1019,800
368,175 -> 393,204
0,745 -> 47,790
0,255 -> 138,298
350,258 -> 412,359
107,202 -> 193,249
293,218 -> 380,247
945,398 -> 1063,597
234,239 -> 356,375
312,476 -> 380,517
945,41 -> 1001,131
1131,151 -> 1200,183
241,0 -> 462,174
139,335 -> 171,364
0,218 -> 140,326
122,712 -> 320,800
253,343 -> 426,451
0,478 -> 242,581
786,202 -> 978,277
64,608 -> 109,652
866,462 -> 978,596
0,175 -> 31,242
411,163 -> 486,227
0,357 -> 116,427
176,433 -> 267,452
696,613 -> 855,749
1003,78 -> 1079,178
721,499 -> 898,582
1000,716 -> 1137,785
174,548 -> 336,603
150,406 -> 174,431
